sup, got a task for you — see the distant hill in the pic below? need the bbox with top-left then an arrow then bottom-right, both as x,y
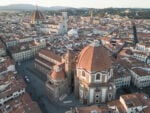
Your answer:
0,4 -> 74,11
0,4 -> 149,19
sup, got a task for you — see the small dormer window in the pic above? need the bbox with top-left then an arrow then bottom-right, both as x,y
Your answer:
96,74 -> 100,80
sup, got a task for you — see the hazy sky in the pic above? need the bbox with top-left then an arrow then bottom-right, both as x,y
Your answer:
0,0 -> 150,8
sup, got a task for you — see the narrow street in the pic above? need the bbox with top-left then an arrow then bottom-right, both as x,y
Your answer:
16,60 -> 71,113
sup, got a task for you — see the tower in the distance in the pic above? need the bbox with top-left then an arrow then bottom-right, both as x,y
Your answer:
90,9 -> 93,24
132,22 -> 139,45
62,12 -> 68,33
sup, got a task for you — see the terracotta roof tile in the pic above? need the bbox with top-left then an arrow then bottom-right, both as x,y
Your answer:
77,43 -> 112,72
50,66 -> 65,80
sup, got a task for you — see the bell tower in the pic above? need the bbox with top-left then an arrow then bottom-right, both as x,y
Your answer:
62,12 -> 68,33
132,22 -> 139,45
65,50 -> 73,93
90,9 -> 93,24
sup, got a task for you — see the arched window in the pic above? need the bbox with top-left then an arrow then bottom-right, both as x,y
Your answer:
96,74 -> 101,80
109,86 -> 112,90
79,89 -> 83,98
110,69 -> 113,76
95,93 -> 100,103
82,71 -> 85,77
108,93 -> 112,100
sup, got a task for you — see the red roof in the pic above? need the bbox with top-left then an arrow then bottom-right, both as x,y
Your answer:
77,43 -> 112,72
50,66 -> 65,80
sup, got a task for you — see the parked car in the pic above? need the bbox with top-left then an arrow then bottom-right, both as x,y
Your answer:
24,76 -> 30,83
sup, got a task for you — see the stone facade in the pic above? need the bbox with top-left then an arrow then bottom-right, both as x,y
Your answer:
74,40 -> 116,104
46,66 -> 68,101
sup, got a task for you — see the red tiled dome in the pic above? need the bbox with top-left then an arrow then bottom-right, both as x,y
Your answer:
77,40 -> 112,72
31,10 -> 44,22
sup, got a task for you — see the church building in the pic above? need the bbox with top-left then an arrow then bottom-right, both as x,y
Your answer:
74,40 -> 116,104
